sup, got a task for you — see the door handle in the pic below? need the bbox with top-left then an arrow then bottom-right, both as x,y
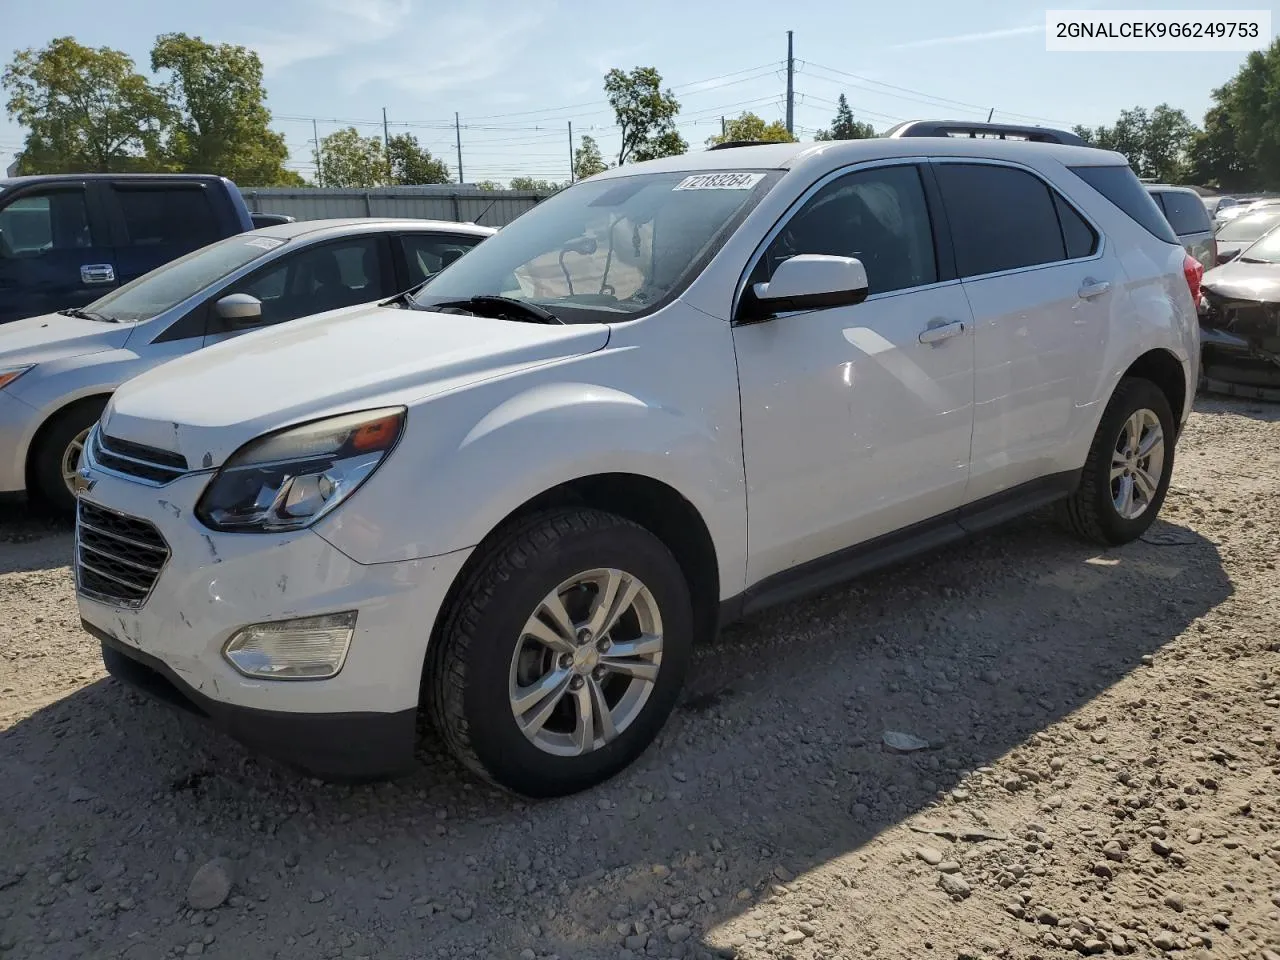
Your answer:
918,319 -> 965,344
80,263 -> 116,285
1077,278 -> 1111,299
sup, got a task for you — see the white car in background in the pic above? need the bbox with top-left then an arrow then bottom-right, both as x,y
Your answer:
0,218 -> 494,515
74,128 -> 1198,797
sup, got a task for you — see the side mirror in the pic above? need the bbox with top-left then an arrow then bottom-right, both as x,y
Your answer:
214,293 -> 263,327
738,254 -> 869,324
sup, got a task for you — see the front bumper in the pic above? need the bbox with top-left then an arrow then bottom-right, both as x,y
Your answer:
0,390 -> 38,493
75,467 -> 472,779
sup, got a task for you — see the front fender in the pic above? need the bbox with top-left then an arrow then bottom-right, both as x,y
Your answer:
316,376 -> 748,598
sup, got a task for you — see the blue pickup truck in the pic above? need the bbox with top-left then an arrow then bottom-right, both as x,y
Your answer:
0,174 -> 254,324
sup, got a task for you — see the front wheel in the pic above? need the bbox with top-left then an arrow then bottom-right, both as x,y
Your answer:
428,508 -> 694,798
1058,377 -> 1176,545
29,399 -> 107,520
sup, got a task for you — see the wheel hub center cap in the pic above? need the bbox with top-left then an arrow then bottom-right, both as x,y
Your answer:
572,645 -> 600,674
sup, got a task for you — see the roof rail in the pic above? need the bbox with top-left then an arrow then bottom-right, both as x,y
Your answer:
884,119 -> 1086,147
706,140 -> 774,151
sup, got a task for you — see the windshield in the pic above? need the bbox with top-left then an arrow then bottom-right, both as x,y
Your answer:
1240,224 -> 1280,264
1218,210 -> 1280,243
86,233 -> 288,322
409,169 -> 779,323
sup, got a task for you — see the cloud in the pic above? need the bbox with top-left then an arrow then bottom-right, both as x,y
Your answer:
249,0 -> 415,74
891,24 -> 1041,50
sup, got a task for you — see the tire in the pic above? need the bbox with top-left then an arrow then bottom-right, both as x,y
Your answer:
428,507 -> 694,798
1058,377 -> 1176,546
28,399 -> 107,520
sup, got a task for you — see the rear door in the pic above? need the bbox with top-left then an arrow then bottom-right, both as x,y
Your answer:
201,234 -> 397,348
0,180 -> 116,324
105,181 -> 222,286
932,159 -> 1114,503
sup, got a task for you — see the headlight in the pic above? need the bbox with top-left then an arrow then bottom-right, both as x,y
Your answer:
195,407 -> 405,532
0,365 -> 34,390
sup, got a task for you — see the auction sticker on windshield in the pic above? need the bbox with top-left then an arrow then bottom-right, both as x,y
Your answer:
244,237 -> 286,250
673,173 -> 765,191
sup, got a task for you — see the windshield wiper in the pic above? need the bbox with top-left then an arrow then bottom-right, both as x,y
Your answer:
57,307 -> 116,322
429,296 -> 564,324
1237,256 -> 1271,264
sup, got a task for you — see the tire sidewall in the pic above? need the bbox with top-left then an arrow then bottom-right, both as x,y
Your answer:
1089,380 -> 1176,542
31,401 -> 106,518
459,520 -> 694,797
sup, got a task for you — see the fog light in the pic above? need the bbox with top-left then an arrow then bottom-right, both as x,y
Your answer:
222,612 -> 357,680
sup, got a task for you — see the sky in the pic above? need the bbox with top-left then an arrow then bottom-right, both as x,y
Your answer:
0,0 -> 1258,185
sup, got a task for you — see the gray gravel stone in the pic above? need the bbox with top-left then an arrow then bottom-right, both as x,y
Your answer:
186,860 -> 232,911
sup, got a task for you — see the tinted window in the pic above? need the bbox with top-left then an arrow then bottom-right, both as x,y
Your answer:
1054,194 -> 1099,260
752,164 -> 937,295
935,164 -> 1065,277
1068,165 -> 1179,244
0,190 -> 92,257
223,236 -> 389,326
402,234 -> 484,287
1158,190 -> 1212,236
113,187 -> 219,251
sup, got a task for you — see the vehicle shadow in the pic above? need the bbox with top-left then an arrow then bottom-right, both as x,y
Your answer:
0,511 -> 1230,960
1192,391 -> 1280,422
0,492 -> 73,574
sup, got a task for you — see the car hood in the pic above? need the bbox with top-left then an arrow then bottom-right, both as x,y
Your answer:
0,313 -> 133,366
1200,260 -> 1280,354
100,303 -> 611,469
1201,259 -> 1280,304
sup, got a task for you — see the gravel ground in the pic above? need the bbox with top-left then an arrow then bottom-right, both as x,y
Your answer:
1,396 -> 1278,960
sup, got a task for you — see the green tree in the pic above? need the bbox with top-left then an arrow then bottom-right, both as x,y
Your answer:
387,133 -> 450,185
1188,102 -> 1249,191
509,176 -> 564,192
572,133 -> 607,180
150,33 -> 300,186
1191,40 -> 1280,190
1074,104 -> 1196,182
604,66 -> 687,164
706,111 -> 795,147
813,94 -> 875,141
3,36 -> 169,173
474,179 -> 502,191
317,127 -> 386,188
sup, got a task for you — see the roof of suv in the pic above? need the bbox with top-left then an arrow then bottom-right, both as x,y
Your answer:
590,136 -> 1127,182
249,217 -> 497,241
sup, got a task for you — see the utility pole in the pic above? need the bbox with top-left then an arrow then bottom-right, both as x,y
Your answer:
568,120 -> 575,183
382,107 -> 391,183
987,108 -> 995,122
312,118 -> 322,187
721,116 -> 727,138
455,112 -> 464,185
785,30 -> 795,136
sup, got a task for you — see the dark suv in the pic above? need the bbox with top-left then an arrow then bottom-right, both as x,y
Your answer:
0,174 -> 254,324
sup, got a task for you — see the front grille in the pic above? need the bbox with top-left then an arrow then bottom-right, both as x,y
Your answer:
76,501 -> 170,608
92,430 -> 189,485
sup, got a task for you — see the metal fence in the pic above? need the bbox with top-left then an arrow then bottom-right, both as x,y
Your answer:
238,186 -> 552,227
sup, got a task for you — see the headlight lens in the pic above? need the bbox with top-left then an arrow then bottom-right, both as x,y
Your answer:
0,365 -> 34,390
196,407 -> 405,532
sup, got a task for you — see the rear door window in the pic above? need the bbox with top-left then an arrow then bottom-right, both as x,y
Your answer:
400,233 -> 486,287
112,185 -> 220,253
933,163 -> 1066,277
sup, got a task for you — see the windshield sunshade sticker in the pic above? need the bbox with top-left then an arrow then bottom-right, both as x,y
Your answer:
672,173 -> 765,191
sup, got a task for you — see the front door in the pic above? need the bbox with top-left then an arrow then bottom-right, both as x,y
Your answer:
731,162 -> 976,588
0,183 -> 116,323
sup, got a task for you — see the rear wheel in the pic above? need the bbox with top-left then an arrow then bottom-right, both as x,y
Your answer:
428,508 -> 693,798
29,399 -> 107,520
1059,377 -> 1175,545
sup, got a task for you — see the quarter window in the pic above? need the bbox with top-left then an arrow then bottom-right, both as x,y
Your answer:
1054,194 -> 1099,260
934,163 -> 1069,277
753,164 -> 937,296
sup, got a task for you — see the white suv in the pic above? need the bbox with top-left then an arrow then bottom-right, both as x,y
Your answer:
73,132 -> 1202,797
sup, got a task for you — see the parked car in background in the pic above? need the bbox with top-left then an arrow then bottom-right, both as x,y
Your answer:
1214,207 -> 1280,264
1199,224 -> 1280,401
72,128 -> 1198,797
1203,195 -> 1237,219
0,217 -> 494,515
250,212 -> 296,229
1145,184 -> 1216,270
0,174 -> 256,325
